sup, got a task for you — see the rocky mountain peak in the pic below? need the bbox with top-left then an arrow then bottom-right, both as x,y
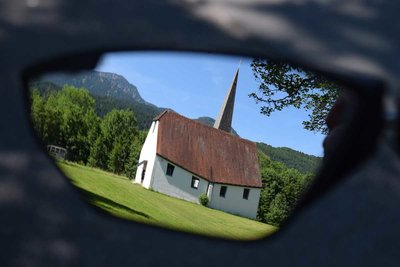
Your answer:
42,70 -> 147,104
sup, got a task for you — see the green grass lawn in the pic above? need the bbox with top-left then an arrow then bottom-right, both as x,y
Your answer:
58,161 -> 278,241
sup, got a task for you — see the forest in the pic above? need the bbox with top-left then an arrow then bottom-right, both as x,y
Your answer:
30,85 -> 316,226
30,85 -> 146,179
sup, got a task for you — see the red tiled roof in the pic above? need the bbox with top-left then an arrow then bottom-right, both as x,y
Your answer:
155,111 -> 262,188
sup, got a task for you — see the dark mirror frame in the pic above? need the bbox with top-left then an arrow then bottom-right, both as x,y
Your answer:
3,0 -> 400,265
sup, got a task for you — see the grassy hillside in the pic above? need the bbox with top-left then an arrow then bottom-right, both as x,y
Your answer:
58,162 -> 277,241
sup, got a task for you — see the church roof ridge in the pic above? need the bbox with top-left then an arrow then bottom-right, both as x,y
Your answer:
153,110 -> 255,147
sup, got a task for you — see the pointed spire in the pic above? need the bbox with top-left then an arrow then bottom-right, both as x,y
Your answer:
214,67 -> 239,133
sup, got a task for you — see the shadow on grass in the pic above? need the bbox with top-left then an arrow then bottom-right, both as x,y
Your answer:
77,188 -> 152,219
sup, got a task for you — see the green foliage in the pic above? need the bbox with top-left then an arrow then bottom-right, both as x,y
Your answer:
125,130 -> 147,179
256,150 -> 312,226
93,95 -> 165,130
87,136 -> 108,169
29,81 -> 62,97
256,142 -> 321,174
108,141 -> 129,174
249,58 -> 340,134
89,109 -> 140,175
30,86 -> 99,163
30,89 -> 47,139
30,85 -> 146,177
198,193 -> 209,207
266,193 -> 290,226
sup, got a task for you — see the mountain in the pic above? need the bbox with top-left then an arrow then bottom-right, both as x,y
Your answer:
92,95 -> 165,130
33,71 -> 167,130
41,70 -> 148,105
256,142 -> 321,174
30,81 -> 62,95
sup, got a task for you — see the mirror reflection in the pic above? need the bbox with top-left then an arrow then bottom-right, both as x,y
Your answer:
28,51 -> 338,241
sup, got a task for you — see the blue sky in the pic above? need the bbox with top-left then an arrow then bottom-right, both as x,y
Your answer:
96,51 -> 325,157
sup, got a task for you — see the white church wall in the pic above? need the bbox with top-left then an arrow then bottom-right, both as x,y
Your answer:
209,183 -> 261,219
134,121 -> 159,189
151,155 -> 209,203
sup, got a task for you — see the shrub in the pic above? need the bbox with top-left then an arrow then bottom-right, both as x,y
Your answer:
266,193 -> 289,226
198,193 -> 209,207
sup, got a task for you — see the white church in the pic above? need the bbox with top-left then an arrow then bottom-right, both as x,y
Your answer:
134,68 -> 262,219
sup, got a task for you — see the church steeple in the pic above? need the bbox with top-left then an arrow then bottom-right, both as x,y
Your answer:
213,67 -> 239,133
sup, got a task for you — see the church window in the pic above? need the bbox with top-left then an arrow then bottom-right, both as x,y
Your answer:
166,163 -> 175,176
243,188 -> 250,200
220,186 -> 227,197
191,176 -> 200,189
